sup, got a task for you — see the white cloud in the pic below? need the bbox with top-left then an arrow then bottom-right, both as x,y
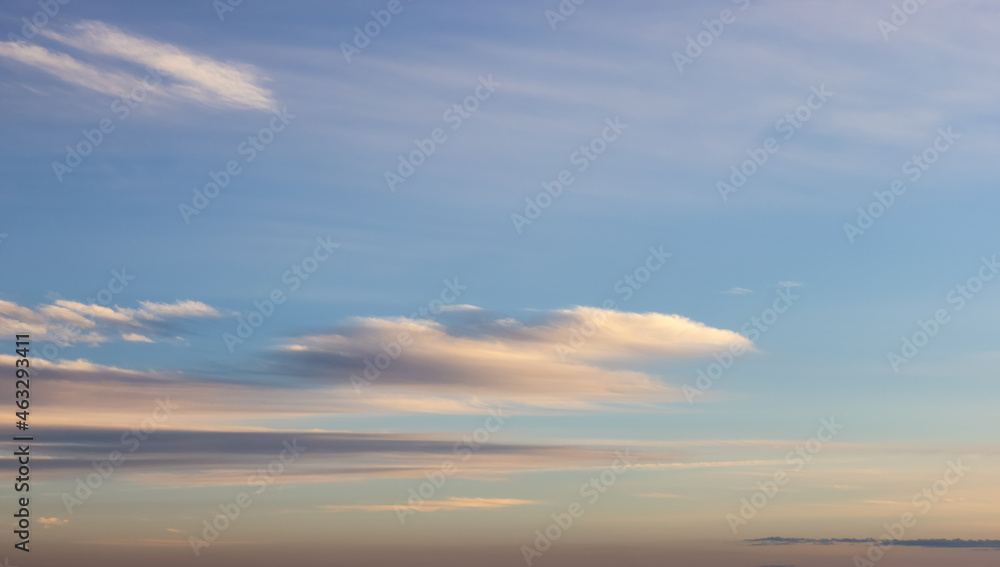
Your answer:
523,307 -> 754,361
0,298 -> 225,346
0,41 -> 138,96
722,287 -> 754,295
0,20 -> 276,111
122,333 -> 154,343
0,299 -> 43,322
38,304 -> 99,328
53,300 -> 135,323
43,21 -> 276,110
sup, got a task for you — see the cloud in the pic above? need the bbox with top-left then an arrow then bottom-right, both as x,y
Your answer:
0,41 -> 139,95
0,297 -> 225,346
0,20 -> 276,111
777,281 -> 803,288
270,306 -> 752,407
746,537 -> 1000,549
32,423 -> 674,486
631,460 -> 787,471
121,333 -> 154,343
723,287 -> 754,295
137,299 -> 226,319
38,304 -> 99,328
321,498 -> 536,513
0,354 -> 506,428
0,299 -> 43,322
641,493 -> 684,499
0,303 -> 754,427
52,300 -> 135,323
516,307 -> 752,361
39,517 -> 68,525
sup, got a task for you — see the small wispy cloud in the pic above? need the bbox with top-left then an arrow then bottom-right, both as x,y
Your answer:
641,493 -> 684,499
0,41 -> 137,95
747,537 -> 1000,549
632,460 -> 786,470
321,498 -> 536,513
0,20 -> 276,111
137,300 -> 226,319
777,281 -> 803,288
121,333 -> 154,343
723,287 -> 754,295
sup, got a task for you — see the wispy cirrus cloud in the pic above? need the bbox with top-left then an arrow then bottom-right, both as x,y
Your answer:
642,493 -> 684,499
0,41 -> 139,95
320,498 -> 537,513
747,537 -> 1000,549
0,20 -> 276,111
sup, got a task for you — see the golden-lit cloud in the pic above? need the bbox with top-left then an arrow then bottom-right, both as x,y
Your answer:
273,306 -> 752,407
321,498 -> 536,513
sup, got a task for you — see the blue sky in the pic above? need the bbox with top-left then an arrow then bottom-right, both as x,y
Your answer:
1,0 -> 999,565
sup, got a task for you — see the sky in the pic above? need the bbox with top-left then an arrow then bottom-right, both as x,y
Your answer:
1,0 -> 999,565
